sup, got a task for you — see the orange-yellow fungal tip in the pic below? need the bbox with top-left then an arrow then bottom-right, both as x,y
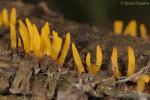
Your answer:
140,24 -> 148,40
10,24 -> 17,48
123,20 -> 137,37
41,26 -> 52,56
72,43 -> 85,73
26,18 -> 34,51
111,47 -> 121,79
43,22 -> 50,35
86,52 -> 91,67
127,46 -> 135,77
114,20 -> 123,34
96,45 -> 102,68
19,20 -> 30,53
2,8 -> 9,27
58,33 -> 70,65
18,37 -> 22,48
32,24 -> 41,57
0,14 -> 2,26
51,31 -> 62,60
10,7 -> 16,26
137,75 -> 150,92
87,64 -> 99,75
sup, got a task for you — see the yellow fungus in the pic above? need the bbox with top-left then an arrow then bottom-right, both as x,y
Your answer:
111,47 -> 121,79
10,7 -> 16,26
32,24 -> 41,57
87,64 -> 99,75
114,20 -> 123,34
86,52 -> 91,67
0,14 -> 2,26
2,8 -> 9,27
51,31 -> 62,60
43,22 -> 50,35
58,33 -> 70,65
96,45 -> 102,68
19,20 -> 30,53
10,23 -> 16,48
140,24 -> 148,40
127,46 -> 135,76
41,26 -> 51,56
72,43 -> 85,73
40,22 -> 51,56
123,20 -> 137,37
26,18 -> 34,51
137,75 -> 150,92
18,37 -> 22,48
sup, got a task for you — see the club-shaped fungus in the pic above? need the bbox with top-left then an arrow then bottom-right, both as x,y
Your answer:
19,20 -> 31,54
0,8 -> 16,27
10,23 -> 17,48
58,33 -> 70,65
41,22 -> 51,56
111,47 -> 121,79
137,75 -> 150,92
124,20 -> 137,37
18,37 -> 22,48
13,18 -> 70,64
86,45 -> 102,75
114,20 -> 123,34
127,46 -> 135,77
113,20 -> 149,40
72,43 -> 85,73
2,8 -> 9,27
51,31 -> 62,60
140,24 -> 148,40
10,7 -> 17,26
26,18 -> 34,51
9,8 -> 17,49
72,43 -> 102,75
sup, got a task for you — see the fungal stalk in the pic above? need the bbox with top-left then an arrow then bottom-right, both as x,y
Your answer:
127,46 -> 135,76
111,47 -> 121,79
114,20 -> 123,34
137,75 -> 150,92
72,43 -> 85,73
140,24 -> 148,40
10,23 -> 17,48
123,20 -> 137,37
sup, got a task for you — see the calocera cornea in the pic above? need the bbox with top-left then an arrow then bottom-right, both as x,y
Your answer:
111,46 -> 136,79
140,24 -> 148,40
0,7 -> 16,27
114,20 -> 123,35
114,20 -> 148,40
123,20 -> 137,37
10,18 -> 70,65
111,47 -> 121,79
72,43 -> 102,75
137,75 -> 150,92
127,46 -> 135,77
9,8 -> 17,49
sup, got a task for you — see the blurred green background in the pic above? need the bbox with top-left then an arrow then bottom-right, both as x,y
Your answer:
25,0 -> 150,31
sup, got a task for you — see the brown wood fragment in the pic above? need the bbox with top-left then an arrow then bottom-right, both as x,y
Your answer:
10,56 -> 36,94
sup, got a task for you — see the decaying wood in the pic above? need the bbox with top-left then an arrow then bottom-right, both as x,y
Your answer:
0,0 -> 150,99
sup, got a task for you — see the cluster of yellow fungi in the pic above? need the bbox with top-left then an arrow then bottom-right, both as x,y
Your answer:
72,43 -> 102,75
0,7 -> 149,93
0,8 -> 16,27
114,20 -> 148,40
111,46 -> 150,92
11,18 -> 71,65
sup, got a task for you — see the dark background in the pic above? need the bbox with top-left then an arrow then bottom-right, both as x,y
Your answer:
24,0 -> 150,32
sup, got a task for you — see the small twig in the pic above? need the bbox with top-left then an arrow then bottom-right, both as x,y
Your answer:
117,59 -> 150,83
